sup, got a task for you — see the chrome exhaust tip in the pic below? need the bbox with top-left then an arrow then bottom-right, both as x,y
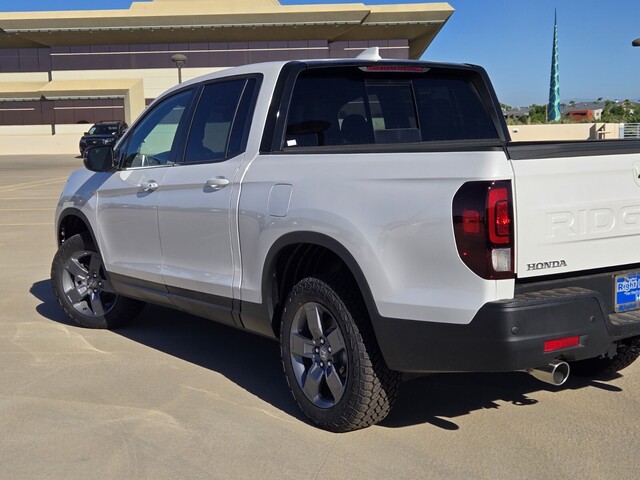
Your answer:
527,361 -> 570,386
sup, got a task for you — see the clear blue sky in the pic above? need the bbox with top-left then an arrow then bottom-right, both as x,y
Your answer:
1,0 -> 639,107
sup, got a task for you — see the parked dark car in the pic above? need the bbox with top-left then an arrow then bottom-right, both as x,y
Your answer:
79,121 -> 127,156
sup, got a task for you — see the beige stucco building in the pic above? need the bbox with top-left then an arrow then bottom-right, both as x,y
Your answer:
0,0 -> 454,153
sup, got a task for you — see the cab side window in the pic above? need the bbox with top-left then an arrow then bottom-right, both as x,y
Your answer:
184,77 -> 258,163
120,89 -> 194,169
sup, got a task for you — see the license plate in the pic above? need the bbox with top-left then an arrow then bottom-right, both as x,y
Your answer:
615,271 -> 640,312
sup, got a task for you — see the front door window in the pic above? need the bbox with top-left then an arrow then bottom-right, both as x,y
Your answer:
121,89 -> 193,168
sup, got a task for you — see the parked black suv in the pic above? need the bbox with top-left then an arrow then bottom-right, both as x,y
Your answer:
79,121 -> 127,156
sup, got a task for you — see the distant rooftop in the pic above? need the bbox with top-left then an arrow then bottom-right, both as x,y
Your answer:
0,0 -> 454,59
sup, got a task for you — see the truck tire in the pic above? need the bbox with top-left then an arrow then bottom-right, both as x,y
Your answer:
571,340 -> 640,377
51,233 -> 144,329
280,276 -> 400,432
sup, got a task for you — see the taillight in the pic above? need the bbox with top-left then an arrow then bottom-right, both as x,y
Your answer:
488,187 -> 510,244
452,180 -> 515,280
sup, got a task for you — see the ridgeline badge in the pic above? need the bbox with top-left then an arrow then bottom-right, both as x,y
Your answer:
527,260 -> 567,271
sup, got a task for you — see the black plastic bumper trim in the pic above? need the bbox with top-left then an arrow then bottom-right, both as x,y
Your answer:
372,287 -> 640,373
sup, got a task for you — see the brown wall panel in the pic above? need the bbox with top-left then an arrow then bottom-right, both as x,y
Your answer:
0,99 -> 125,126
5,40 -> 399,73
90,45 -> 110,53
54,109 -> 74,125
3,110 -> 23,125
0,53 -> 20,72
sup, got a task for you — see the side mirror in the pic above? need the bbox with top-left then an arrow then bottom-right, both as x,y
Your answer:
84,132 -> 89,135
84,146 -> 116,173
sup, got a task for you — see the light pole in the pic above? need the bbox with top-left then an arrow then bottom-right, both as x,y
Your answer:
171,54 -> 187,84
633,38 -> 640,47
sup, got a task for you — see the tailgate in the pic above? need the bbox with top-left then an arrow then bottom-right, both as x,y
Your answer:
508,140 -> 640,279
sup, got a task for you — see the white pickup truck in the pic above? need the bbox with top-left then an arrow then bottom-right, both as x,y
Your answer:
52,49 -> 640,432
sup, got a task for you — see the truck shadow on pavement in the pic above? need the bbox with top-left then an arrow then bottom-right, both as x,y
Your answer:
30,279 -> 306,423
381,370 -> 622,429
31,279 -> 624,431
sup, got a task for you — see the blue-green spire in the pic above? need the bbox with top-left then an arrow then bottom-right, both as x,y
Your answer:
547,10 -> 561,122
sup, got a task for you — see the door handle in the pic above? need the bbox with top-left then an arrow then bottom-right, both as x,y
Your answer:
205,176 -> 230,190
140,180 -> 158,192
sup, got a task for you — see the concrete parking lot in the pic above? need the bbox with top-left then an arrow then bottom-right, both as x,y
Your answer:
1,154 -> 639,479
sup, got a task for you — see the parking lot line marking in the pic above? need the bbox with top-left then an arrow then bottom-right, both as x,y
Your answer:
0,197 -> 60,200
0,208 -> 54,211
0,177 -> 69,193
0,223 -> 51,226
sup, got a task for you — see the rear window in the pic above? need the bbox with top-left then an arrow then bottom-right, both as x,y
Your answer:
283,66 -> 499,149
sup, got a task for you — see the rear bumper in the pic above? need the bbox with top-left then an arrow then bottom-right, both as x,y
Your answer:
373,287 -> 640,373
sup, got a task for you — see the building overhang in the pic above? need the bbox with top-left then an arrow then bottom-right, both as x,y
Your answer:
0,82 -> 49,99
0,0 -> 453,59
0,79 -> 145,123
0,79 -> 139,99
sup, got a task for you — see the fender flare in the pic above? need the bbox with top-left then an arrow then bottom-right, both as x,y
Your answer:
56,208 -> 99,249
261,231 -> 380,321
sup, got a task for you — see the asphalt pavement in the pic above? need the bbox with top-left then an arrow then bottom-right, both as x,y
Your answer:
1,154 -> 639,479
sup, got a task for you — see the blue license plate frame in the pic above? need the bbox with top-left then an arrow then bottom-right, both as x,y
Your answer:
615,271 -> 640,313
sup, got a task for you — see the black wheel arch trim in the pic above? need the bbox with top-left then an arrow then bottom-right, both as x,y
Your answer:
56,207 -> 99,249
259,231 -> 380,330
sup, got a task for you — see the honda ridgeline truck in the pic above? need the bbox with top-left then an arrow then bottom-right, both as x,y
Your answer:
52,49 -> 640,432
